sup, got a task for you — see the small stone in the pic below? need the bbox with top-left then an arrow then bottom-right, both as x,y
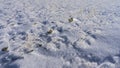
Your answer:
26,50 -> 34,53
36,43 -> 42,47
51,21 -> 55,23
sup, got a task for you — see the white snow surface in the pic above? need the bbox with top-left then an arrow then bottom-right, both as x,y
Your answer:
0,0 -> 120,68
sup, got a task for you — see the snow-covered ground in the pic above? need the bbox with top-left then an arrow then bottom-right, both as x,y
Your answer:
0,0 -> 120,68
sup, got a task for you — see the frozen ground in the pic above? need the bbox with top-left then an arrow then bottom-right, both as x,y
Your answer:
0,0 -> 120,68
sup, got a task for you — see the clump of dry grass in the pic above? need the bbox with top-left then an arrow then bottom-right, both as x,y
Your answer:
68,17 -> 73,22
47,29 -> 53,34
1,47 -> 8,52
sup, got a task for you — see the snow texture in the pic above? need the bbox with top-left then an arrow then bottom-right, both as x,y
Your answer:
0,0 -> 120,68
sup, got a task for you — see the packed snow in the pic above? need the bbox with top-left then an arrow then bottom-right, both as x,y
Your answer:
0,0 -> 120,68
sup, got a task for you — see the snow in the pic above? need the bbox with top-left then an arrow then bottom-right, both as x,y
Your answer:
0,0 -> 120,68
